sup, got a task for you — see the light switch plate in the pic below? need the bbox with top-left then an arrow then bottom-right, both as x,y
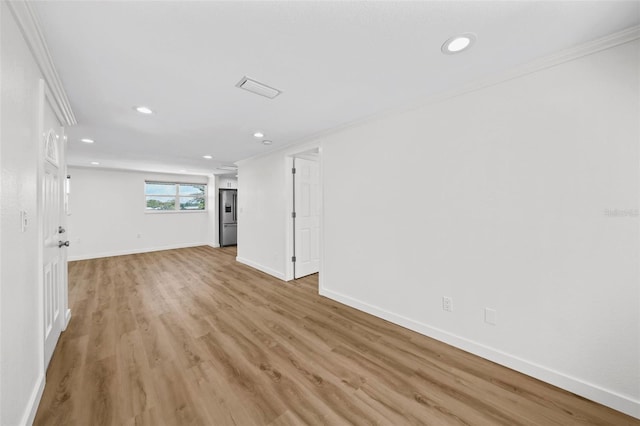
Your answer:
485,308 -> 497,325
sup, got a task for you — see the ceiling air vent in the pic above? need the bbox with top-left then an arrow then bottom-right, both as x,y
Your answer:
236,76 -> 281,99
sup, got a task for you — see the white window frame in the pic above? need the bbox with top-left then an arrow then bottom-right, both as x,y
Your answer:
144,180 -> 207,213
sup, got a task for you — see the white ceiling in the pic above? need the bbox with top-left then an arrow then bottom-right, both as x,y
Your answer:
33,1 -> 639,176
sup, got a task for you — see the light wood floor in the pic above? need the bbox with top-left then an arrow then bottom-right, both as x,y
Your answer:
35,246 -> 638,425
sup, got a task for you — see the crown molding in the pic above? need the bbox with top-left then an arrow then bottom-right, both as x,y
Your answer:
240,24 -> 640,165
454,24 -> 640,101
7,1 -> 77,126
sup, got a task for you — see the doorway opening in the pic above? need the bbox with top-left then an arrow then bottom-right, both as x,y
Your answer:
286,147 -> 322,282
216,174 -> 238,248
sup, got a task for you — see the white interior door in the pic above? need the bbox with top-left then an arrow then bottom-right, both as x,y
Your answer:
42,95 -> 66,368
294,158 -> 320,279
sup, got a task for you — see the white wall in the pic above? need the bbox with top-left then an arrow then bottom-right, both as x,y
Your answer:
237,39 -> 640,417
67,167 -> 214,260
1,3 -> 47,424
237,155 -> 289,279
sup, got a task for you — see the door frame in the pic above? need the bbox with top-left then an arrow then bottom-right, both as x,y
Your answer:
37,80 -> 70,371
285,146 -> 323,285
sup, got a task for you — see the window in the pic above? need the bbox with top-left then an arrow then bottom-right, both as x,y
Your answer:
145,181 -> 206,211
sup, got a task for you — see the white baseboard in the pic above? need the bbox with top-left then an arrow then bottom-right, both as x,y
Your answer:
320,287 -> 640,420
67,242 -> 210,261
63,308 -> 71,330
20,371 -> 45,426
207,243 -> 220,248
236,256 -> 286,281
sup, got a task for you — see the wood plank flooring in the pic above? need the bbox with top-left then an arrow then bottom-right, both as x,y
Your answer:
34,246 -> 638,425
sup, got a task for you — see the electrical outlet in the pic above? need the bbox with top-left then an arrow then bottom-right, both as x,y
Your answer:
442,296 -> 453,312
485,308 -> 497,325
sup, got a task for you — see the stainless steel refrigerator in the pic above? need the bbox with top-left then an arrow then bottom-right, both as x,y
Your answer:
219,189 -> 237,246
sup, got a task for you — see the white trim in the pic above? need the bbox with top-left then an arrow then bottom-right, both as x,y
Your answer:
63,308 -> 71,331
285,148 -> 323,282
426,26 -> 640,114
144,210 -> 208,215
236,256 -> 286,281
237,26 -> 640,167
318,147 -> 325,293
208,243 -> 220,249
67,242 -> 210,261
35,78 -> 47,414
284,156 -> 295,281
320,288 -> 640,420
69,164 -> 213,178
59,129 -> 70,337
6,1 -> 76,126
20,372 -> 45,426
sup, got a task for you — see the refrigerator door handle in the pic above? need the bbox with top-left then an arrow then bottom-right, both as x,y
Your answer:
233,193 -> 237,222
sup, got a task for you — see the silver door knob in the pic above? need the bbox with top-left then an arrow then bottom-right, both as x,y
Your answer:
58,240 -> 70,248
58,226 -> 66,234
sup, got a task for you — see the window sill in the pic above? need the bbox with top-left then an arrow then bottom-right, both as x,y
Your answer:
144,210 -> 208,214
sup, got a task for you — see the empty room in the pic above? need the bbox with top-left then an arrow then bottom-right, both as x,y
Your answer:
1,1 -> 639,425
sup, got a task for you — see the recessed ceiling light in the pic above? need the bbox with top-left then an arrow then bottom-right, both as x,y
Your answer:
262,140 -> 272,145
80,138 -> 94,144
253,132 -> 264,138
90,161 -> 100,165
134,106 -> 154,114
441,33 -> 476,54
203,155 -> 213,159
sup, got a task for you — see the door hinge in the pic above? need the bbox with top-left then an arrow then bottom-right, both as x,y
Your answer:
292,256 -> 296,262
292,167 -> 296,174
291,212 -> 296,218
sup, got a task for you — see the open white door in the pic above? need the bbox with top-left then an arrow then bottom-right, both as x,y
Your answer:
293,157 -> 320,279
40,84 -> 67,368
